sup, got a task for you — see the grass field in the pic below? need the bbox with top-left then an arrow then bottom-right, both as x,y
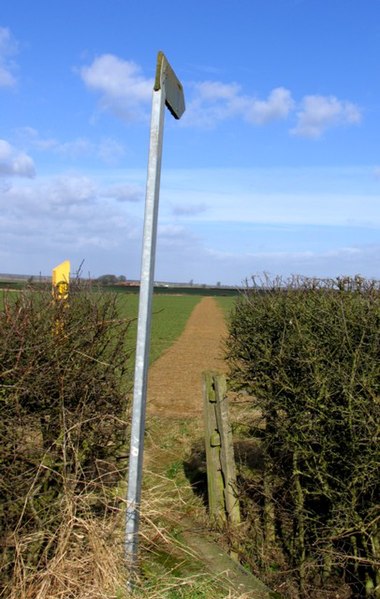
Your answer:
216,295 -> 237,319
117,293 -> 202,366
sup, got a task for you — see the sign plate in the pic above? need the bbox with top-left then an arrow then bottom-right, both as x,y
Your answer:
154,51 -> 185,119
52,260 -> 70,300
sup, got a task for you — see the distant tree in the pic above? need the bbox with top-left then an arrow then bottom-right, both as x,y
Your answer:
97,274 -> 118,286
118,275 -> 127,282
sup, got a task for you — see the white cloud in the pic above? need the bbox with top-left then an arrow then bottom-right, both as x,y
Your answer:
3,176 -> 97,217
246,87 -> 295,124
184,81 -> 245,126
202,243 -> 380,283
2,175 -> 143,225
16,127 -> 126,165
195,80 -> 242,102
158,224 -> 188,242
0,27 -> 18,88
291,95 -> 362,138
45,176 -> 97,207
171,202 -> 208,216
16,127 -> 57,150
0,139 -> 35,177
183,81 -> 294,128
80,54 -> 152,122
0,175 -> 142,261
53,137 -> 126,164
78,54 -> 361,141
96,138 -> 126,164
102,183 -> 142,203
2,167 -> 380,283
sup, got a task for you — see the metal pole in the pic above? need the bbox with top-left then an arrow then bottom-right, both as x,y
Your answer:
125,83 -> 166,575
125,52 -> 185,588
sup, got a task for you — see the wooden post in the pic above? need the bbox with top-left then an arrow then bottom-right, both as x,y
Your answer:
203,372 -> 241,529
214,375 -> 241,527
203,372 -> 226,527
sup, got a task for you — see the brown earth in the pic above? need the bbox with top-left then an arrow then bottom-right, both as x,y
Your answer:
147,296 -> 228,418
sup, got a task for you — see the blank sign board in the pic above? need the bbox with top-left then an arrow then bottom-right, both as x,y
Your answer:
154,51 -> 185,120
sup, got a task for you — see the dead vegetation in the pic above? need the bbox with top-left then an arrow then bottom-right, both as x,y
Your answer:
0,284 -> 131,597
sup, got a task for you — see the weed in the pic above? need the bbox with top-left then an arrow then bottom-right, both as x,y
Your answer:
166,461 -> 184,480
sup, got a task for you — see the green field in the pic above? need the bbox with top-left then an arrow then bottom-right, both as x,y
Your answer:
117,293 -> 201,366
215,295 -> 237,319
110,293 -> 237,368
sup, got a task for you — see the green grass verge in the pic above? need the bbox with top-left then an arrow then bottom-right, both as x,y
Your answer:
215,296 -> 237,320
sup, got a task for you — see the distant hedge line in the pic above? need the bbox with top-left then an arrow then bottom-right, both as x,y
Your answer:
0,279 -> 241,296
226,276 -> 380,598
99,284 -> 240,297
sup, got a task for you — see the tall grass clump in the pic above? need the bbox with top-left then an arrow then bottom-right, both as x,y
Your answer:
0,283 -> 131,597
225,275 -> 380,598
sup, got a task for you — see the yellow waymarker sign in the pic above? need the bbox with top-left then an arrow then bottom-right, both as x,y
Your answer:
52,260 -> 70,301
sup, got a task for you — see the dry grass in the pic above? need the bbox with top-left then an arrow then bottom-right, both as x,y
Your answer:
1,424 -> 272,599
4,493 -> 127,599
2,466 -> 239,599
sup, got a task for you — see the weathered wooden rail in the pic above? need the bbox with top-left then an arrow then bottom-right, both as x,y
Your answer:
202,371 -> 240,529
202,372 -> 281,597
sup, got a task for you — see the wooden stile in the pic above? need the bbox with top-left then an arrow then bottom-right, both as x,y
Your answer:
214,375 -> 241,527
203,372 -> 226,527
203,372 -> 240,529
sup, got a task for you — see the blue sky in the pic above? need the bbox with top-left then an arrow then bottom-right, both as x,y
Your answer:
1,0 -> 380,285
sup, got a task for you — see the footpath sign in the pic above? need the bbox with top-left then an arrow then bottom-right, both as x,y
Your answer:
52,260 -> 70,336
125,52 -> 185,583
52,260 -> 70,301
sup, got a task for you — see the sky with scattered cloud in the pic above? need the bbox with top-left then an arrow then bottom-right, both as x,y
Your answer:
1,0 -> 380,284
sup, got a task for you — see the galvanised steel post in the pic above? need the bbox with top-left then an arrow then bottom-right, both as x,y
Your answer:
125,52 -> 185,584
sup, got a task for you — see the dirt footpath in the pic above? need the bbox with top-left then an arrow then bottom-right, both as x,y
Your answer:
147,296 -> 227,417
143,296 -> 274,597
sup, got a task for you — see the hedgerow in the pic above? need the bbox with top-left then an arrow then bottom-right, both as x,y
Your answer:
225,276 -> 380,598
0,284 -> 131,595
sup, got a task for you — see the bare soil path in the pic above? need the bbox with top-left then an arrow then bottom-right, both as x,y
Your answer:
142,296 -> 274,598
147,296 -> 227,418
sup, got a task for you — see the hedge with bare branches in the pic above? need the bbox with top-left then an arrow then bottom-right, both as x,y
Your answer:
226,276 -> 380,598
0,285 -> 131,594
